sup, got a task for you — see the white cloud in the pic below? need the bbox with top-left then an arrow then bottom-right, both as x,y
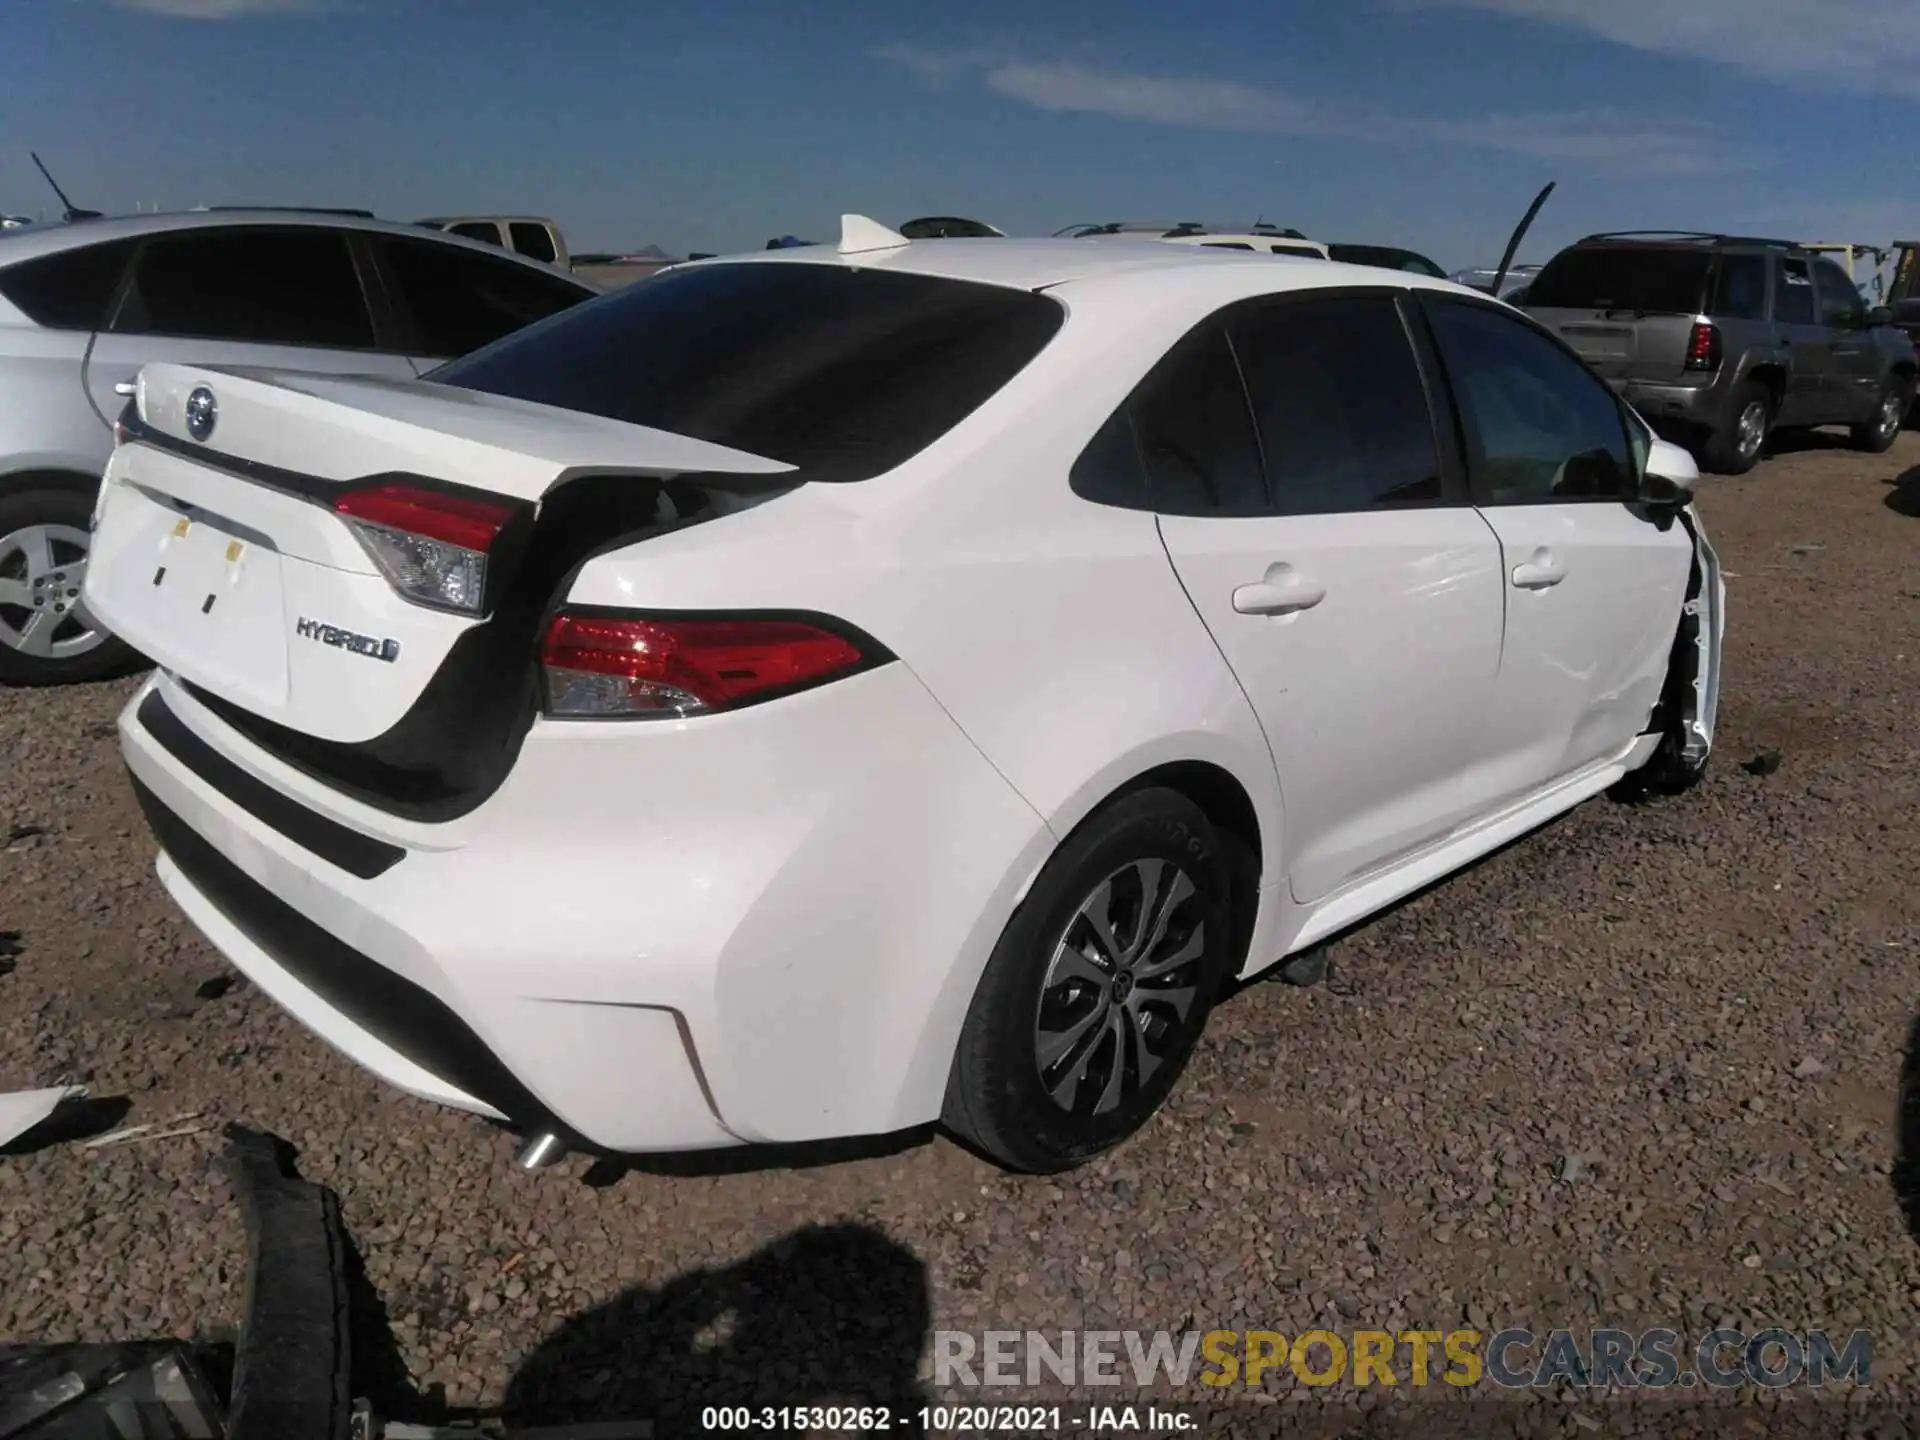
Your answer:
100,0 -> 336,17
1399,0 -> 1920,100
877,48 -> 1738,175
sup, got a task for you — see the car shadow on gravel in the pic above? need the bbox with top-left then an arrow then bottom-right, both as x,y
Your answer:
1884,465 -> 1920,517
502,1222 -> 932,1433
577,1125 -> 940,1186
1892,1014 -> 1920,1242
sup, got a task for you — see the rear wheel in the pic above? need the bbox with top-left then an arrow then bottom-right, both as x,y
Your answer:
1699,382 -> 1770,475
0,480 -> 140,687
942,788 -> 1236,1173
1850,380 -> 1910,454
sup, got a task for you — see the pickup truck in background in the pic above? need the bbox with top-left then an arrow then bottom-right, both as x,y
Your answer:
415,215 -> 678,289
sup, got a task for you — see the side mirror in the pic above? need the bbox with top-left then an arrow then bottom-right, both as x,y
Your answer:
1639,436 -> 1698,507
1868,305 -> 1894,327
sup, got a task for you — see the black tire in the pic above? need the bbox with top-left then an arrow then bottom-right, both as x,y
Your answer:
1850,379 -> 1911,454
1699,381 -> 1770,475
0,478 -> 142,687
942,788 -> 1238,1173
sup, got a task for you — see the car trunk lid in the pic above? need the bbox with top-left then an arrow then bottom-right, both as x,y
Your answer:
86,364 -> 797,756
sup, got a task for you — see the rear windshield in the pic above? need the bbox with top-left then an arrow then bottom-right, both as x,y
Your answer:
1527,247 -> 1712,313
431,261 -> 1066,483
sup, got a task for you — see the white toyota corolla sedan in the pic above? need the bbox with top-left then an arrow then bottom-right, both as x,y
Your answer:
86,218 -> 1724,1174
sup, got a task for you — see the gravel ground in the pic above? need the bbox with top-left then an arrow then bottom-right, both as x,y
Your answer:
2,433 -> 1918,1434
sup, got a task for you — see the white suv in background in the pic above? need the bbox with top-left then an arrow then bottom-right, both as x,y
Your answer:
0,210 -> 596,684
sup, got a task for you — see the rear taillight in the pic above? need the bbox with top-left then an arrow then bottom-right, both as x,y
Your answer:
539,611 -> 879,719
334,483 -> 519,615
1685,321 -> 1721,372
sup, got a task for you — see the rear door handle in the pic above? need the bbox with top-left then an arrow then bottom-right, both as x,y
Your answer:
1232,562 -> 1326,616
113,381 -> 137,397
1511,549 -> 1566,590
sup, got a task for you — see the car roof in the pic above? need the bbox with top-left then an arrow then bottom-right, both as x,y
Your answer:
675,236 -> 1480,303
0,209 -> 587,277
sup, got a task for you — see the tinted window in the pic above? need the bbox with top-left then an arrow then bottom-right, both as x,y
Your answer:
1775,258 -> 1816,324
1711,253 -> 1768,321
112,228 -> 374,348
1326,244 -> 1447,277
1813,258 -> 1865,328
0,239 -> 136,329
449,221 -> 502,246
1528,247 -> 1711,313
1203,242 -> 1255,251
508,221 -> 558,264
1126,323 -> 1268,516
381,236 -> 590,357
1424,298 -> 1633,504
1231,293 -> 1442,514
433,262 -> 1065,483
1069,409 -> 1150,510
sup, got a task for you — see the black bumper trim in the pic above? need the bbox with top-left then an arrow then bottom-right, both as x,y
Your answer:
137,690 -> 406,880
130,774 -> 580,1147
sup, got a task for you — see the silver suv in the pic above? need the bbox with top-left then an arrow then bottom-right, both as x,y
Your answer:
0,210 -> 597,684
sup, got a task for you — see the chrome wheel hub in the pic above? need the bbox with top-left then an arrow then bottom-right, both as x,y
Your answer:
0,523 -> 103,660
1033,858 -> 1208,1117
1736,401 -> 1767,459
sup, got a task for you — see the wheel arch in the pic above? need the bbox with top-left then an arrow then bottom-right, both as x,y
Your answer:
1741,361 -> 1787,413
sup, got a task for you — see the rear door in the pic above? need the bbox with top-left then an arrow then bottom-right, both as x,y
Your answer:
80,226 -> 416,427
1771,255 -> 1829,425
1149,290 -> 1505,903
1813,256 -> 1880,422
366,232 -> 592,371
1525,246 -> 1712,385
1419,294 -> 1692,805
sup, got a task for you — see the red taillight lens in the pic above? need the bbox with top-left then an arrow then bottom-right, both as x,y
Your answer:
539,612 -> 875,719
333,483 -> 520,615
333,483 -> 516,552
1685,321 -> 1721,372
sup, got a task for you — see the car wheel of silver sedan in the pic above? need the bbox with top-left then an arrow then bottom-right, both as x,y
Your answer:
0,481 -> 140,686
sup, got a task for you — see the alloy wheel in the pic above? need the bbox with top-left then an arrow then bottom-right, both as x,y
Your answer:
0,524 -> 104,661
1879,392 -> 1904,440
1033,858 -> 1209,1117
1736,400 -> 1768,461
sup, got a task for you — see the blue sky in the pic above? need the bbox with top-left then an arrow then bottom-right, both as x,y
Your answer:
3,0 -> 1917,273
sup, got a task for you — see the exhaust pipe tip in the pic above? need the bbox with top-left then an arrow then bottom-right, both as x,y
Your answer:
513,1131 -> 568,1171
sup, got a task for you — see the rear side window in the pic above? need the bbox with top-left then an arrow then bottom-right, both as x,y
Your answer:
1127,323 -> 1268,516
1711,254 -> 1768,321
0,239 -> 137,330
1813,258 -> 1866,328
1775,258 -> 1816,325
379,236 -> 589,357
448,221 -> 503,246
508,222 -> 558,264
1231,292 -> 1443,514
1203,242 -> 1255,251
1423,297 -> 1633,505
112,228 -> 375,348
432,262 -> 1065,483
1528,247 -> 1711,314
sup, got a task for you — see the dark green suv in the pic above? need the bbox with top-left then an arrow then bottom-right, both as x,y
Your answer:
1524,232 -> 1918,474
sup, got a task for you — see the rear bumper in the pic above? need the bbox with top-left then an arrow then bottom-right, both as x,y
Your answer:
120,665 -> 1052,1152
1610,377 -> 1723,432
